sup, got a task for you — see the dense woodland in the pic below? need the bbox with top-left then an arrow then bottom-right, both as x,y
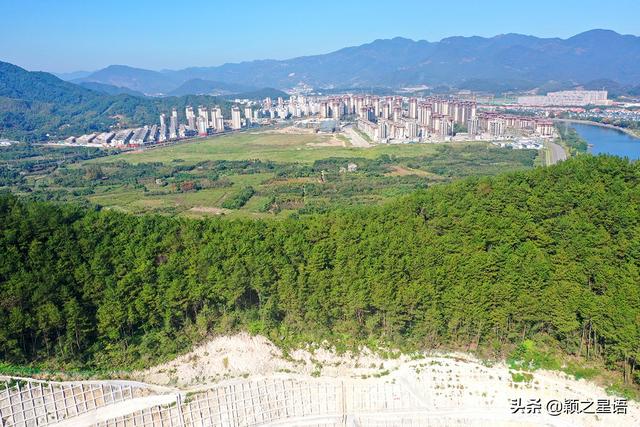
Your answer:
0,155 -> 638,387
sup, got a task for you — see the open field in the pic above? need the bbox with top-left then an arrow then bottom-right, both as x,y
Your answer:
93,131 -> 448,165
2,131 -> 541,218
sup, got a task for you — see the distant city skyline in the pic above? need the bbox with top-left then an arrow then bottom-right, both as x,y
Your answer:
1,0 -> 639,73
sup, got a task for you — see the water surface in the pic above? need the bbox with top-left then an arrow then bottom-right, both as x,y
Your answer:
570,123 -> 640,160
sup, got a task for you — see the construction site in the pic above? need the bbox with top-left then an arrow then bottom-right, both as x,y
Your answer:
1,334 -> 638,426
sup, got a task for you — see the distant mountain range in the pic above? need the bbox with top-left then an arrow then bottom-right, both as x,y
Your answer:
53,70 -> 92,81
72,65 -> 179,95
77,81 -> 146,97
0,61 -> 233,141
168,79 -> 257,96
220,88 -> 289,101
61,29 -> 640,95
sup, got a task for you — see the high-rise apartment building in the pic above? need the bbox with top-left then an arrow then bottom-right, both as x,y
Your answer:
244,106 -> 253,125
185,106 -> 195,129
197,116 -> 208,136
231,106 -> 242,130
408,98 -> 418,120
169,108 -> 178,139
159,113 -> 167,142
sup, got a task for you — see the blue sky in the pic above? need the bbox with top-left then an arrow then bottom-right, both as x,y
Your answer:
1,0 -> 638,73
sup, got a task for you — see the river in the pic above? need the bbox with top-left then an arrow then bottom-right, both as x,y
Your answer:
568,123 -> 640,160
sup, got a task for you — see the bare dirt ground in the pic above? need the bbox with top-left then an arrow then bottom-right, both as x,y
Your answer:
343,125 -> 373,148
256,125 -> 348,147
130,333 -> 640,426
259,126 -> 317,135
385,165 -> 443,179
5,334 -> 636,426
188,206 -> 230,215
305,135 -> 347,147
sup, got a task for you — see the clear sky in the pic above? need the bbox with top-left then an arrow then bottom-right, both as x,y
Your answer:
1,0 -> 638,73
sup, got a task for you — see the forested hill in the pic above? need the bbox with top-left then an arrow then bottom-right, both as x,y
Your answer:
0,61 -> 231,142
0,155 -> 638,383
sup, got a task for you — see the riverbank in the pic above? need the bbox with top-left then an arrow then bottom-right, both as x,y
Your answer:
562,121 -> 640,160
554,119 -> 640,139
554,123 -> 589,158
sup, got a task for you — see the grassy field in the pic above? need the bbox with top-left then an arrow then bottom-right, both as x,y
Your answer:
4,130 -> 542,218
94,131 -> 448,165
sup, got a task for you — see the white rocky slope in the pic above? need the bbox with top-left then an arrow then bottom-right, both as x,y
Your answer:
131,333 -> 639,426
1,333 -> 638,426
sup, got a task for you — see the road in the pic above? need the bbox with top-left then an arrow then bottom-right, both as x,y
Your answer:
546,140 -> 567,165
343,125 -> 372,148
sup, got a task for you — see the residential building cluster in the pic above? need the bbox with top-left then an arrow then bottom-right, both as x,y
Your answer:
345,96 -> 555,143
561,106 -> 640,123
475,111 -> 555,138
55,92 -> 574,148
518,90 -> 610,107
59,104 -> 255,147
355,96 -> 477,142
260,95 -> 476,137
164,104 -> 254,141
259,95 -> 320,119
256,94 -> 557,143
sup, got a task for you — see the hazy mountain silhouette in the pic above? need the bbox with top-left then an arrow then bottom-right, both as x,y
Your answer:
73,30 -> 640,94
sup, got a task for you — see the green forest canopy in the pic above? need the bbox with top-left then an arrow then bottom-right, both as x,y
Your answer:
0,155 -> 638,386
